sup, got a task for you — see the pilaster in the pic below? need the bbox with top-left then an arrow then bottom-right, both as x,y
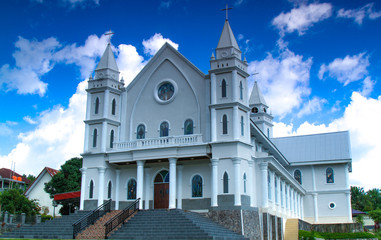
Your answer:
80,167 -> 87,210
211,158 -> 219,207
169,158 -> 177,209
115,169 -> 120,210
97,167 -> 106,207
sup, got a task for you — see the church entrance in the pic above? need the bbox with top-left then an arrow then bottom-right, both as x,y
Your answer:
154,170 -> 169,209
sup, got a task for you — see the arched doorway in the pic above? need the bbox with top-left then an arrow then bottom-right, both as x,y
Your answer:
154,170 -> 169,209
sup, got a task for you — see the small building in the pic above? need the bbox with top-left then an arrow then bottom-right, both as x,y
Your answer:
25,167 -> 61,216
0,168 -> 29,192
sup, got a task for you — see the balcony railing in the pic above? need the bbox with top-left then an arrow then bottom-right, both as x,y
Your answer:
113,134 -> 203,150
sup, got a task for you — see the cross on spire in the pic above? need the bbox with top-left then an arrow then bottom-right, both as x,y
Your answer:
251,70 -> 259,82
105,30 -> 115,44
221,4 -> 233,20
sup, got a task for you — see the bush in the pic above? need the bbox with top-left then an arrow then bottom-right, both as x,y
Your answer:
299,230 -> 377,239
41,214 -> 53,222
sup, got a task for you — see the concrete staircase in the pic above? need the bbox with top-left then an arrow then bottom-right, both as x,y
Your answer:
109,209 -> 246,240
75,210 -> 121,239
284,218 -> 299,240
0,211 -> 90,239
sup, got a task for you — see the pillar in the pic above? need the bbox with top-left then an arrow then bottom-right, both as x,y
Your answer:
281,180 -> 286,212
169,158 -> 177,209
248,159 -> 255,207
301,195 -> 304,220
271,171 -> 276,210
115,169 -> 120,210
84,91 -> 91,152
79,167 -> 87,210
101,89 -> 110,152
97,167 -> 106,207
276,176 -> 281,210
313,193 -> 318,223
211,158 -> 219,207
211,73 -> 216,104
144,167 -> 151,210
232,70 -> 237,101
233,158 -> 241,206
177,165 -> 184,209
260,162 -> 269,208
136,160 -> 145,209
233,106 -> 239,140
211,108 -> 217,142
346,192 -> 352,222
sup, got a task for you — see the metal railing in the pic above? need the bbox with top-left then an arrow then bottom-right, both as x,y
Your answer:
104,198 -> 140,239
72,199 -> 112,239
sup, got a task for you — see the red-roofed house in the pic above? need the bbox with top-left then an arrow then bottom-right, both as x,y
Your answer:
0,168 -> 30,192
25,167 -> 61,216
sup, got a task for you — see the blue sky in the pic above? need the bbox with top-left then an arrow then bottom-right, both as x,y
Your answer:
0,0 -> 380,189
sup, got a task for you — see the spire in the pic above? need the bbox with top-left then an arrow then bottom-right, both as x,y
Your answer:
249,81 -> 268,107
95,43 -> 119,72
217,20 -> 240,50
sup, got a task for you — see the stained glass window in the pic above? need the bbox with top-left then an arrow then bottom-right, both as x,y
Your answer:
294,170 -> 302,184
107,181 -> 112,199
92,129 -> 97,148
127,179 -> 136,200
137,124 -> 145,139
95,97 -> 100,114
184,119 -> 193,135
158,82 -> 175,101
222,115 -> 228,134
192,175 -> 203,198
326,167 -> 334,183
222,79 -> 227,97
223,172 -> 229,193
160,121 -> 169,137
89,180 -> 94,199
111,99 -> 116,115
110,130 -> 114,148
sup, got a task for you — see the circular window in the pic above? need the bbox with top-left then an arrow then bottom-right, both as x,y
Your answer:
329,202 -> 336,209
252,107 -> 258,113
154,79 -> 178,104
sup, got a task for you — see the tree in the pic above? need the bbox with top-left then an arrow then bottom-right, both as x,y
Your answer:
367,189 -> 381,210
0,189 -> 40,216
22,174 -> 36,189
44,157 -> 83,198
351,186 -> 374,211
368,209 -> 381,231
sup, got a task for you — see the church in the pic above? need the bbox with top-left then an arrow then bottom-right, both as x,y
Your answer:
79,18 -> 353,239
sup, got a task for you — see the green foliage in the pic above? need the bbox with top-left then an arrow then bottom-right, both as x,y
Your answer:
0,189 -> 40,216
356,214 -> 365,226
368,209 -> 381,224
22,174 -> 36,187
351,186 -> 381,212
299,230 -> 377,239
299,230 -> 316,240
44,157 -> 83,198
41,214 -> 53,222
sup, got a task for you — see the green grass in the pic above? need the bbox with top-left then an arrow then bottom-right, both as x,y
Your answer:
299,230 -> 380,239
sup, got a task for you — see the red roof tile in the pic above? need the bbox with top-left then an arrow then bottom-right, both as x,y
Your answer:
0,168 -> 30,184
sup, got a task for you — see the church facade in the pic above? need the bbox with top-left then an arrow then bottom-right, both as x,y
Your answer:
79,19 -> 352,238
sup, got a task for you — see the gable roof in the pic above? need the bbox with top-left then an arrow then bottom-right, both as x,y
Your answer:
271,131 -> 352,164
24,167 -> 59,196
0,168 -> 30,183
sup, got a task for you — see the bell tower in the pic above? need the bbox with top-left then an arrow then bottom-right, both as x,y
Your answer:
84,43 -> 125,153
209,20 -> 250,143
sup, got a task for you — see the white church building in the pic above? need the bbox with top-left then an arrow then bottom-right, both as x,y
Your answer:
79,19 -> 353,238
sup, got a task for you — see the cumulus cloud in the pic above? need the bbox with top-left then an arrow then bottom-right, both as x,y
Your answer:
337,3 -> 381,25
274,92 -> 381,189
248,48 -> 312,118
272,3 -> 332,36
318,52 -> 370,86
142,33 -> 179,56
297,97 -> 327,118
361,76 -> 376,97
116,44 -> 146,85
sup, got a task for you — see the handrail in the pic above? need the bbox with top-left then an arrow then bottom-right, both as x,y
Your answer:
104,198 -> 140,239
72,199 -> 112,239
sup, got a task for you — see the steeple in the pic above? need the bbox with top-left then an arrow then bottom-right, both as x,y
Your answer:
249,81 -> 268,108
217,20 -> 240,50
94,43 -> 120,81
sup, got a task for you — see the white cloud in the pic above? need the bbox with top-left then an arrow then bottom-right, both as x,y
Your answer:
116,44 -> 146,86
0,123 -> 13,136
248,48 -> 312,118
318,52 -> 369,86
297,97 -> 327,118
274,92 -> 381,190
23,116 -> 38,125
142,33 -> 179,56
337,3 -> 381,25
361,76 -> 376,97
272,3 -> 332,36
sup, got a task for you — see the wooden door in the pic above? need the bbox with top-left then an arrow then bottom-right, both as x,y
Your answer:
154,183 -> 169,209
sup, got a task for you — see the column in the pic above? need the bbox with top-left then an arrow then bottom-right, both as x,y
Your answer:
115,169 -> 120,210
233,106 -> 239,140
260,162 -> 269,208
211,158 -> 219,207
97,167 -> 106,207
144,168 -> 151,210
136,160 -> 145,209
311,165 -> 316,191
301,196 -> 304,220
211,73 -> 216,104
169,158 -> 177,209
271,171 -> 276,210
246,111 -> 250,143
232,70 -> 237,101
248,160 -> 255,207
276,176 -> 281,210
101,89 -> 110,152
177,165 -> 184,209
346,192 -> 352,222
290,188 -> 294,216
297,193 -> 301,218
79,168 -> 87,210
84,91 -> 91,152
84,125 -> 89,152
233,158 -> 241,206
101,122 -> 108,152
281,180 -> 286,212
211,108 -> 217,142
313,193 -> 318,223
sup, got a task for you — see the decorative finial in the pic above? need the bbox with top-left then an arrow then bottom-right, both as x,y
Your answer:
211,52 -> 215,60
105,29 -> 115,44
221,4 -> 233,20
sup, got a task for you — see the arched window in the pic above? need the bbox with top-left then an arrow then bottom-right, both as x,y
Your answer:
111,99 -> 116,115
109,130 -> 114,148
221,79 -> 227,98
239,81 -> 243,100
243,173 -> 247,193
89,180 -> 94,199
92,129 -> 98,148
107,181 -> 112,199
192,175 -> 203,198
160,121 -> 169,137
136,124 -> 145,139
154,170 -> 169,183
184,119 -> 193,135
95,97 -> 100,114
127,179 -> 137,200
294,169 -> 302,184
222,115 -> 228,135
326,167 -> 334,183
223,172 -> 229,193
240,116 -> 244,136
